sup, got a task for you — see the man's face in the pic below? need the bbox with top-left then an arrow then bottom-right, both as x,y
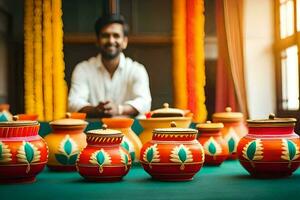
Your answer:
97,23 -> 128,60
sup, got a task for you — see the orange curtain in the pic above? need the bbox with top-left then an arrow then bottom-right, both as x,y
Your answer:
173,0 -> 207,122
215,0 -> 248,117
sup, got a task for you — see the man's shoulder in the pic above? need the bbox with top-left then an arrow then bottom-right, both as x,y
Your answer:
74,55 -> 100,71
124,56 -> 145,71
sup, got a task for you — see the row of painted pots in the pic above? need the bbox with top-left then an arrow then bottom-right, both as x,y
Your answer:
1,113 -> 300,183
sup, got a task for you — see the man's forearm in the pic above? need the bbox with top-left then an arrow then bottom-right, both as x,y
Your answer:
121,104 -> 139,117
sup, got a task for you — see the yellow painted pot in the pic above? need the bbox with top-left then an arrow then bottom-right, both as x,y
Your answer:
102,118 -> 142,162
138,117 -> 192,144
44,117 -> 88,171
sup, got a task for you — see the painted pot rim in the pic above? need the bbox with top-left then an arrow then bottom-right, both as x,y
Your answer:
0,120 -> 39,127
247,113 -> 296,127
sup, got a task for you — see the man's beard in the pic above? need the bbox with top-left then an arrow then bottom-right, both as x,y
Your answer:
99,44 -> 122,60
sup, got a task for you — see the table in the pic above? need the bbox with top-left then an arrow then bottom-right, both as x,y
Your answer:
1,160 -> 299,200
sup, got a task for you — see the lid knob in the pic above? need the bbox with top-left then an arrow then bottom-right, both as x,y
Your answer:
206,121 -> 211,124
163,103 -> 169,109
102,124 -> 108,130
225,107 -> 232,112
66,112 -> 71,118
12,115 -> 19,121
269,113 -> 275,120
170,121 -> 177,127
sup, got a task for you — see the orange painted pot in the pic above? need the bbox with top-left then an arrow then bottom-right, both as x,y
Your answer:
0,120 -> 48,183
102,118 -> 142,162
15,114 -> 39,121
197,121 -> 229,166
140,122 -> 204,181
212,107 -> 248,159
237,114 -> 300,178
44,116 -> 88,171
77,125 -> 131,181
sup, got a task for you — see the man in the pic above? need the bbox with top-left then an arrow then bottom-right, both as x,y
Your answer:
68,14 -> 151,118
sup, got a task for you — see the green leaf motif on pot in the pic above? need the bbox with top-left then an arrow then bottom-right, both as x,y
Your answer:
242,139 -> 263,167
225,128 -> 239,154
89,149 -> 111,173
281,139 -> 300,168
0,141 -> 12,163
17,141 -> 41,173
121,140 -> 130,152
203,137 -> 222,157
170,144 -> 193,170
120,149 -> 131,171
143,144 -> 160,168
55,135 -> 80,165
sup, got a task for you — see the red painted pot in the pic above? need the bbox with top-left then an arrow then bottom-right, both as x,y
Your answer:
140,122 -> 204,181
237,114 -> 300,178
76,125 -> 131,181
197,121 -> 229,166
213,107 -> 248,159
0,120 -> 48,183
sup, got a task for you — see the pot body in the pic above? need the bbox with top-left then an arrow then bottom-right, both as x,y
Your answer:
102,118 -> 142,162
140,131 -> 204,181
44,125 -> 87,171
77,132 -> 131,181
214,121 -> 247,159
198,131 -> 229,166
237,126 -> 300,177
0,123 -> 48,183
138,117 -> 192,145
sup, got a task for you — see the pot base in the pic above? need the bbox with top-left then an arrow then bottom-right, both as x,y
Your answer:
0,176 -> 36,184
249,172 -> 292,179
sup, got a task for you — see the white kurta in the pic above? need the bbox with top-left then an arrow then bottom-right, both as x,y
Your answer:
68,53 -> 152,114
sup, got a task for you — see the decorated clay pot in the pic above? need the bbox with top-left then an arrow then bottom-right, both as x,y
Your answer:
139,103 -> 192,145
0,119 -> 48,183
237,114 -> 300,178
102,118 -> 142,162
197,121 -> 229,166
0,104 -> 12,122
140,122 -> 204,181
76,125 -> 131,181
15,114 -> 39,121
44,114 -> 87,171
212,107 -> 248,159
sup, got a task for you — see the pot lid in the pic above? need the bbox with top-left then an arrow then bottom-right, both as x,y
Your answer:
247,113 -> 296,127
212,107 -> 244,122
196,121 -> 224,131
50,113 -> 88,126
151,103 -> 185,118
87,124 -> 122,136
153,121 -> 197,134
0,116 -> 38,127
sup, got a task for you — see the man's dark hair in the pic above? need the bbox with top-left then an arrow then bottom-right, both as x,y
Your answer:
94,14 -> 129,38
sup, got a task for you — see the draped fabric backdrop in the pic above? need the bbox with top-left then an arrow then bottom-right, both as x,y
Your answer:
215,0 -> 249,118
24,0 -> 67,121
173,0 -> 207,123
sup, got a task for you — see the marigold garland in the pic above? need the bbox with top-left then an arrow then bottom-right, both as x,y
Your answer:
43,0 -> 53,121
52,0 -> 67,120
33,0 -> 44,120
24,0 -> 67,121
24,0 -> 35,114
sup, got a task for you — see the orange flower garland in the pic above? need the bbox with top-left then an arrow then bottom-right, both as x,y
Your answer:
172,0 -> 207,122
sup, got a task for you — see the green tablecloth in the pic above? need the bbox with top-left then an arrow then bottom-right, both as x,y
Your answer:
1,161 -> 300,200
